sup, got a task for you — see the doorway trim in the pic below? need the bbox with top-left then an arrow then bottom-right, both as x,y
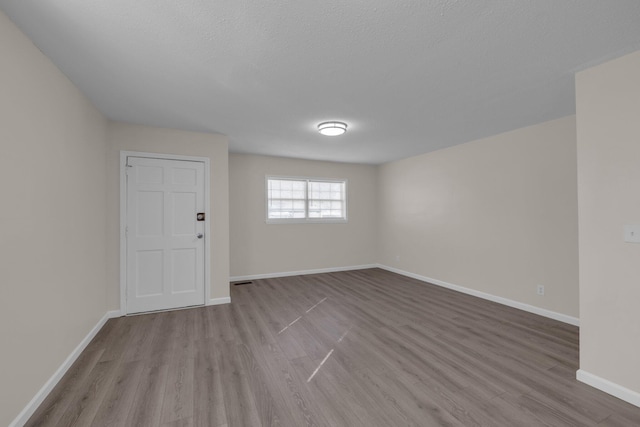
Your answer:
120,151 -> 211,314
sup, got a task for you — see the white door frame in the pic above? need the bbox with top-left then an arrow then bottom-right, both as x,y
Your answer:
120,151 -> 211,314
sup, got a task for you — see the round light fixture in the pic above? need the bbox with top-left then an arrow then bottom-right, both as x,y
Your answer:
318,121 -> 348,136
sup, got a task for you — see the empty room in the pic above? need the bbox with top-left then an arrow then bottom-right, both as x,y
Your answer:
2,1 -> 640,426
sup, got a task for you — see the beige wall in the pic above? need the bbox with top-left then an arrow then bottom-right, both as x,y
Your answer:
229,153 -> 377,277
377,116 -> 579,318
576,51 -> 640,395
0,10 -> 109,426
106,123 -> 230,308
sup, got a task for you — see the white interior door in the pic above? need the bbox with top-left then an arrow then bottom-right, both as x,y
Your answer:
126,156 -> 205,314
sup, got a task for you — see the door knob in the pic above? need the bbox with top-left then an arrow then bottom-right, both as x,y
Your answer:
196,233 -> 203,239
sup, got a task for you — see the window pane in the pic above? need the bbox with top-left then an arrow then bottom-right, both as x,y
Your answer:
267,178 -> 307,219
308,180 -> 346,219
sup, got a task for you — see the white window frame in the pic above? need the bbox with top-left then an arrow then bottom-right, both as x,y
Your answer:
265,175 -> 348,224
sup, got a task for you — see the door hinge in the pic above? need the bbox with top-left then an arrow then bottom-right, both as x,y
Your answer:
125,226 -> 128,237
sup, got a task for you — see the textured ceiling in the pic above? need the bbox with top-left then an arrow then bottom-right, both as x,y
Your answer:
2,1 -> 640,164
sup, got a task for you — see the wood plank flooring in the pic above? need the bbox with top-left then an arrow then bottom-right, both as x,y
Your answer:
26,268 -> 640,426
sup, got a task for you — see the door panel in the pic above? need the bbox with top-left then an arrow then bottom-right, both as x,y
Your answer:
172,192 -> 197,235
171,248 -> 197,293
137,191 -> 164,236
126,156 -> 205,314
136,250 -> 164,296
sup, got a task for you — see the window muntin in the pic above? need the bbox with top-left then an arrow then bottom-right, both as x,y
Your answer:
267,177 -> 347,222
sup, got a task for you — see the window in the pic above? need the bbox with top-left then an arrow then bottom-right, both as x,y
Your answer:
266,177 -> 347,223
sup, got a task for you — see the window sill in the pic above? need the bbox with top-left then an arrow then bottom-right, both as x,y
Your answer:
266,218 -> 348,225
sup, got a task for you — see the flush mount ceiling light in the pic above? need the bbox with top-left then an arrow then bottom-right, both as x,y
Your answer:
318,121 -> 348,136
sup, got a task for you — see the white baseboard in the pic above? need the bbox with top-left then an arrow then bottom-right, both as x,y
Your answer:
207,297 -> 231,306
230,264 -> 378,282
9,309 -> 121,427
106,309 -> 123,318
577,369 -> 640,408
377,264 -> 580,327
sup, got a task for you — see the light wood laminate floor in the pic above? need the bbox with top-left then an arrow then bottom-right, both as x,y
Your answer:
27,269 -> 640,426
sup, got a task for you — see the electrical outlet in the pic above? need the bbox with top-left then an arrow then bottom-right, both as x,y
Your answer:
395,255 -> 400,261
624,225 -> 640,243
537,285 -> 545,296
